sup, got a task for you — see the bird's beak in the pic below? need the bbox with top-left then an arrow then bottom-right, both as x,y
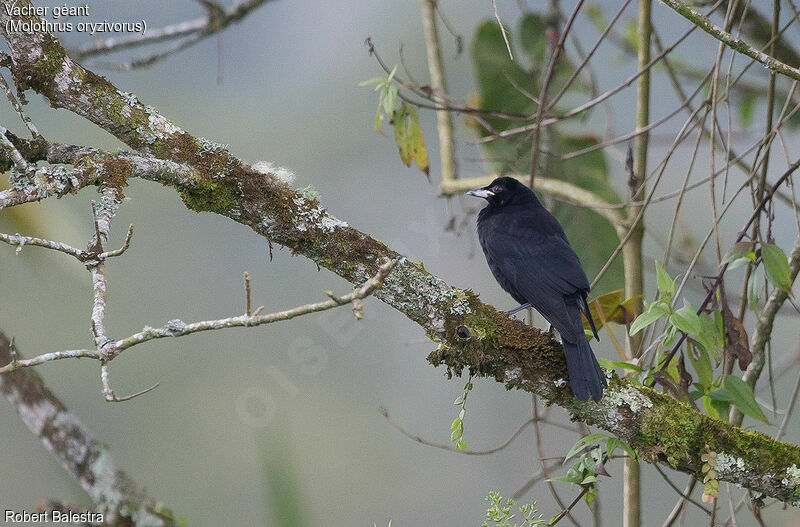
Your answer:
466,186 -> 494,199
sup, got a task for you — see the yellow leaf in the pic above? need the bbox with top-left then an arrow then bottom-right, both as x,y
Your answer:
392,103 -> 429,178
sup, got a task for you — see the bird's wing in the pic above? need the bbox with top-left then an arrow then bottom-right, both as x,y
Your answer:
484,228 -> 590,341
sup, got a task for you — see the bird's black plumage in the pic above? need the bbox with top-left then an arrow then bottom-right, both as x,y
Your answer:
468,176 -> 606,401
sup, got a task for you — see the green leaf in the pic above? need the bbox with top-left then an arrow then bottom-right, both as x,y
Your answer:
564,433 -> 609,461
707,387 -> 731,401
761,243 -> 794,295
596,357 -> 641,372
697,311 -> 723,354
622,20 -> 638,51
450,426 -> 463,442
358,77 -> 387,87
655,260 -> 675,299
518,14 -> 546,65
585,5 -> 606,30
662,324 -> 677,347
722,241 -> 756,270
392,103 -> 430,177
456,440 -> 466,450
584,487 -> 598,509
724,375 -> 768,424
688,342 -> 713,389
614,440 -> 639,461
670,304 -> 702,337
383,85 -> 398,117
747,270 -> 760,309
738,94 -> 756,128
703,395 -> 730,421
606,437 -> 620,457
373,104 -> 383,132
450,417 -> 461,430
629,302 -> 670,336
386,64 -> 398,84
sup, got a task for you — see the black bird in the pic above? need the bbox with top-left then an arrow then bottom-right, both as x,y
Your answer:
467,176 -> 606,401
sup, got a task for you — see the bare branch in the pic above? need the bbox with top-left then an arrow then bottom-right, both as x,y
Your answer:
70,0 -> 274,61
420,0 -> 457,183
0,231 -> 83,257
243,271 -> 252,316
0,260 -> 397,373
99,224 -> 135,259
0,125 -> 29,172
101,361 -> 160,402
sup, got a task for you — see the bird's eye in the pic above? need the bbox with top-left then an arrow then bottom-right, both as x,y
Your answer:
492,186 -> 503,194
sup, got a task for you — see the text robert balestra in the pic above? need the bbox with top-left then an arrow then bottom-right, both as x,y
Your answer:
5,509 -> 104,524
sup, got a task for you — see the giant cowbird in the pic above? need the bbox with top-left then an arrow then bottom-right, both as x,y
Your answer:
467,176 -> 606,401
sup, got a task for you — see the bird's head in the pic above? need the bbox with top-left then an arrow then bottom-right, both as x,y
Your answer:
466,176 -> 535,208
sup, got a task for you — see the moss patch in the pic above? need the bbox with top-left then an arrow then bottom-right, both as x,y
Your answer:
179,178 -> 238,215
637,391 -> 696,467
99,158 -> 132,198
429,292 -> 568,398
14,34 -> 67,94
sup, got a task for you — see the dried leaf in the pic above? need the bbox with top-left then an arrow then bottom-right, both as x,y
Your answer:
721,301 -> 751,371
677,353 -> 693,399
392,103 -> 430,178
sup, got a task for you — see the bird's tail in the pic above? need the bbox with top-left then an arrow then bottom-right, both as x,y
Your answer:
563,337 -> 607,402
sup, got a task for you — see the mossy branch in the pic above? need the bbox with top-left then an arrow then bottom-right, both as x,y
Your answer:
2,5 -> 800,506
660,0 -> 800,80
0,334 -> 180,526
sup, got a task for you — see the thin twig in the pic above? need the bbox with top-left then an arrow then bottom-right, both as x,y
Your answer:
491,0 -> 513,60
775,368 -> 800,441
533,395 -> 579,527
0,71 -> 40,138
662,477 -> 699,527
529,0 -> 584,187
380,407 -> 538,456
653,465 -> 711,515
244,271 -> 252,316
101,361 -> 160,402
549,486 -> 590,526
98,224 -> 135,259
546,0 -> 633,112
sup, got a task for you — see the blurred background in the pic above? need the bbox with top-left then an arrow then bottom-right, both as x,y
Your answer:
1,1 -> 799,525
